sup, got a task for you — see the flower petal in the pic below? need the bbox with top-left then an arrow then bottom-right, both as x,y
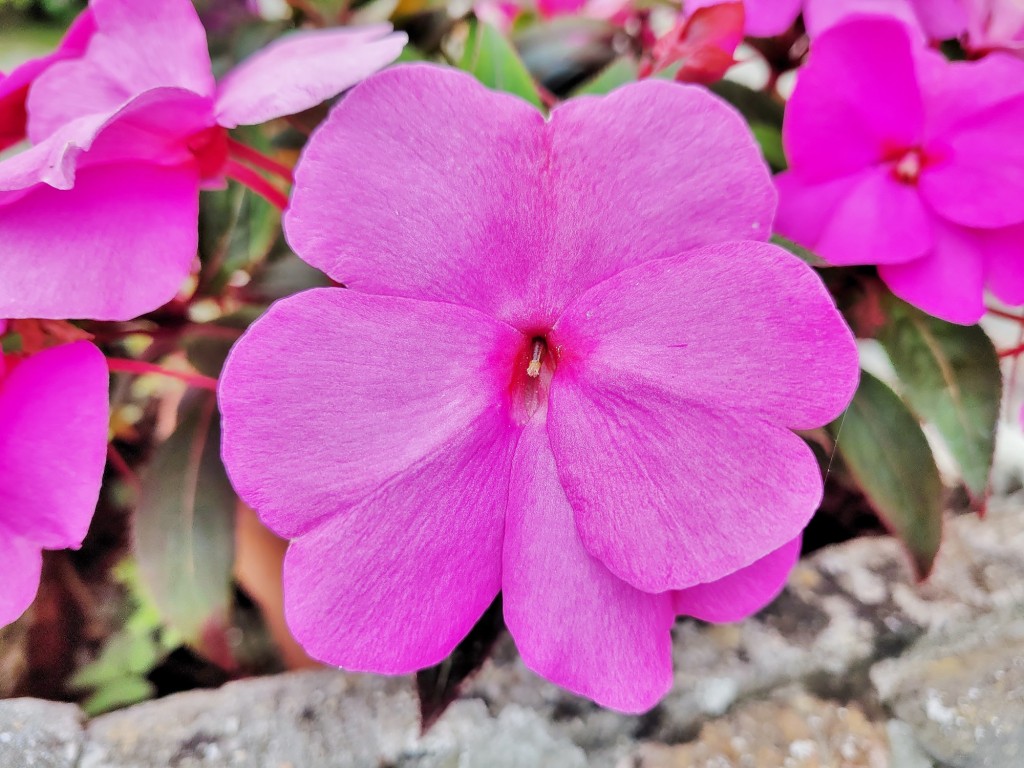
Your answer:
215,25 -> 407,129
0,9 -> 95,149
672,536 -> 801,622
814,167 -> 934,266
877,221 -> 989,324
784,17 -> 923,182
219,287 -> 522,540
547,376 -> 824,593
551,241 -> 859,429
0,160 -> 199,321
773,170 -> 868,254
918,95 -> 1024,229
26,0 -> 214,142
287,65 -> 773,328
984,223 -> 1024,307
0,534 -> 43,628
0,341 -> 108,550
503,422 -> 674,713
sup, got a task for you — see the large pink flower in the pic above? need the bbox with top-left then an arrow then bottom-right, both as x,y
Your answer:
776,17 -> 1024,323
0,328 -> 109,627
218,65 -> 858,711
0,0 -> 405,322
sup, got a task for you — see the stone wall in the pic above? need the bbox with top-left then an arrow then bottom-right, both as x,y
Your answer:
2,495 -> 1022,768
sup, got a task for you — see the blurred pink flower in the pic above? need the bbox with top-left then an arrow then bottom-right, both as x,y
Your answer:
965,0 -> 1024,55
686,0 -> 967,38
0,10 -> 96,151
0,330 -> 108,628
219,65 -> 859,711
0,0 -> 406,322
776,17 -> 1024,323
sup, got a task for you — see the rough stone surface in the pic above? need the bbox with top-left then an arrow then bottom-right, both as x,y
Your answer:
0,495 -> 1021,767
0,698 -> 83,768
872,614 -> 1024,768
629,689 -> 890,768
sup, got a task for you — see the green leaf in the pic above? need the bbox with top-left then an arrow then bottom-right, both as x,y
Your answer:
458,20 -> 543,108
750,122 -> 786,172
833,371 -> 943,578
571,56 -> 638,96
770,234 -> 829,268
182,307 -> 261,378
135,394 -> 237,647
80,676 -> 157,717
878,297 -> 1001,497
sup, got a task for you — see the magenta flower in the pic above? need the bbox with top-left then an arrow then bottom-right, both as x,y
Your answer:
775,17 -> 1024,323
218,65 -> 858,711
0,0 -> 406,322
0,328 -> 109,627
0,9 -> 96,151
685,0 -> 967,38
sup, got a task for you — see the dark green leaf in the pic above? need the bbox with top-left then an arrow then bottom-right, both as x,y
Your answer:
135,394 -> 237,646
750,122 -> 786,171
878,297 -> 1001,497
183,307 -> 261,378
458,20 -> 543,108
417,595 -> 505,732
571,56 -> 638,96
770,234 -> 829,268
832,371 -> 943,578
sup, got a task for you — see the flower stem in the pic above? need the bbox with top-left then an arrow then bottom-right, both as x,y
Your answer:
225,159 -> 289,211
227,138 -> 294,183
106,357 -> 219,392
999,343 -> 1024,359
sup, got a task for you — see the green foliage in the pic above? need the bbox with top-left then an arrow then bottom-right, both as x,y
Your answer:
457,19 -> 544,108
70,561 -> 181,716
878,298 -> 1001,498
770,234 -> 829,268
832,371 -> 944,579
571,57 -> 639,96
134,394 -> 237,651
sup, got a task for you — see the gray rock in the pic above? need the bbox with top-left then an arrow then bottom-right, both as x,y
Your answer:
80,670 -> 585,768
81,670 -> 419,768
872,613 -> 1024,768
0,698 -> 84,768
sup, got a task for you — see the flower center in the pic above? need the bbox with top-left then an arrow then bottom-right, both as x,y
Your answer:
510,334 -> 555,425
892,147 -> 925,185
186,126 -> 230,181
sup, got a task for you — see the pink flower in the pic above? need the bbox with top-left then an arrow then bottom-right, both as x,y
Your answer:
0,329 -> 109,627
0,9 -> 96,151
776,17 -> 1024,323
218,65 -> 859,711
685,0 -> 967,38
0,0 -> 406,322
965,0 -> 1024,55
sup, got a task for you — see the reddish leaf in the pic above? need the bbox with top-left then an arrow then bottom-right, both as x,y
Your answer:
641,2 -> 745,84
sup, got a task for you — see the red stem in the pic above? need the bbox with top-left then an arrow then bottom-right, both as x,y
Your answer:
228,138 -> 294,183
986,306 -> 1024,323
107,444 -> 142,493
999,343 -> 1024,359
224,159 -> 289,211
106,357 -> 219,392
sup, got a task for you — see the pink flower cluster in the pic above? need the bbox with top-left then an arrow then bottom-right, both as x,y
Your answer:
688,0 -> 1023,52
218,65 -> 859,711
0,0 -> 405,321
776,16 -> 1024,323
0,323 -> 109,626
0,0 -> 404,629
